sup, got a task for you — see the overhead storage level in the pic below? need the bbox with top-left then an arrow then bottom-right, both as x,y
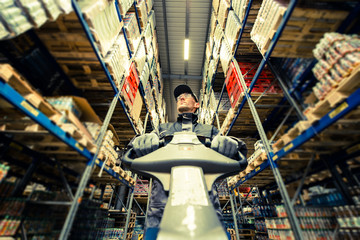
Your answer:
0,0 -> 359,239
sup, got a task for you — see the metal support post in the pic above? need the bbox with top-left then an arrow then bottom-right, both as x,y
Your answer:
108,184 -> 115,208
89,185 -> 97,199
268,61 -> 305,120
291,154 -> 315,205
338,161 -> 358,186
123,174 -> 137,240
12,156 -> 41,197
322,159 -> 354,205
270,107 -> 294,142
229,192 -> 240,240
59,91 -> 121,239
55,159 -> 74,200
116,185 -> 128,211
133,198 -> 146,216
144,178 -> 152,223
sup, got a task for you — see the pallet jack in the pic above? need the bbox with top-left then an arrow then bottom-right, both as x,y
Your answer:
123,131 -> 247,240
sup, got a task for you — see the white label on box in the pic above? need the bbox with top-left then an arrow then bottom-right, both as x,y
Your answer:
170,167 -> 209,206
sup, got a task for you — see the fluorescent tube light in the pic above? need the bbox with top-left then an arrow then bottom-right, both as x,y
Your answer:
184,39 -> 189,60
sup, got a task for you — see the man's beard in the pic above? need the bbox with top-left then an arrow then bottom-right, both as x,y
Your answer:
178,105 -> 192,113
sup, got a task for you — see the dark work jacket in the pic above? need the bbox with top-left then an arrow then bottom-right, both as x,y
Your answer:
145,113 -> 247,229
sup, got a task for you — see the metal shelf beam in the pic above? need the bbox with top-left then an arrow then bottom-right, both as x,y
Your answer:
233,87 -> 360,188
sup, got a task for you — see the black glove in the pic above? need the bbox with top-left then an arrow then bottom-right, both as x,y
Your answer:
211,135 -> 238,159
132,132 -> 159,157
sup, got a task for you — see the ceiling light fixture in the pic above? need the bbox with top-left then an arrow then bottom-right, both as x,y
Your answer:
184,39 -> 189,60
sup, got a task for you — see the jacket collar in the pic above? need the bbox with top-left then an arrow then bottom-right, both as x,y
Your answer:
177,113 -> 198,124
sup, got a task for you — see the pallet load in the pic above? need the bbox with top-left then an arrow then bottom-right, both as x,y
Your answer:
104,33 -> 131,90
220,61 -> 283,135
123,12 -> 141,54
0,0 -> 71,39
273,33 -> 360,153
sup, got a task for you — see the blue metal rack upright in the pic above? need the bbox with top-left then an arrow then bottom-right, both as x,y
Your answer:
212,0 -> 305,239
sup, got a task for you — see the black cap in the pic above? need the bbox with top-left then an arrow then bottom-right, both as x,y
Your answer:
174,84 -> 198,102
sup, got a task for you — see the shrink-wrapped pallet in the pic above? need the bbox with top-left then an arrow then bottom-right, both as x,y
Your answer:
219,40 -> 232,76
0,1 -> 32,38
134,40 -> 147,74
55,0 -> 72,14
145,0 -> 153,13
146,43 -> 154,68
148,10 -> 156,33
213,24 -> 223,60
80,0 -> 123,57
209,10 -> 217,39
136,0 -> 148,31
311,33 -> 360,101
123,12 -> 141,53
217,0 -> 230,29
212,0 -> 220,14
143,23 -> 152,53
17,0 -> 47,27
224,10 -> 241,53
250,0 -> 287,54
104,33 -> 131,90
118,0 -> 133,18
140,62 -> 150,87
0,20 -> 10,39
41,0 -> 62,20
232,0 -> 248,23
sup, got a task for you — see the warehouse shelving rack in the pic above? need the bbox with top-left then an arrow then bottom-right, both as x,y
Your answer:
0,0 -> 162,239
204,0 -> 360,240
61,0 -> 161,238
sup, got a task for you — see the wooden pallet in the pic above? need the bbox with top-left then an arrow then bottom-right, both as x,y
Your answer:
304,66 -> 360,123
272,8 -> 349,58
0,64 -> 97,153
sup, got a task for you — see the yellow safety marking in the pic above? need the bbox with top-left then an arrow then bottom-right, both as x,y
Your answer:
241,177 -> 245,182
329,102 -> 348,119
284,143 -> 294,152
255,167 -> 260,172
75,143 -> 84,151
21,101 -> 39,117
346,143 -> 360,155
10,142 -> 23,151
273,155 -> 278,161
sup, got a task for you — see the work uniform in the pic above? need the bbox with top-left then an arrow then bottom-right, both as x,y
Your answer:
143,113 -> 247,229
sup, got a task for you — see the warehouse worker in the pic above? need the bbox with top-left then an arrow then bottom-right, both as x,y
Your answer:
131,84 -> 247,231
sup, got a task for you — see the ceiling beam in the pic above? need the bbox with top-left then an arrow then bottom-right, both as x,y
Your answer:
184,0 -> 189,75
162,0 -> 171,74
201,0 -> 213,75
163,74 -> 202,80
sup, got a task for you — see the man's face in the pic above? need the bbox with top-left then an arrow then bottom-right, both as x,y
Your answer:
176,93 -> 199,113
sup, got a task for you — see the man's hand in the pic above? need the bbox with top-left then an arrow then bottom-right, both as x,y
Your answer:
132,133 -> 159,157
211,135 -> 238,158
